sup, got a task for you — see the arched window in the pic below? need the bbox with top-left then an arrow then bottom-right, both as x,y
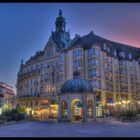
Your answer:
87,100 -> 93,118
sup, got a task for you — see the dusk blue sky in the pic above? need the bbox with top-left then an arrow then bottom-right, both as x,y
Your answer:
0,3 -> 140,93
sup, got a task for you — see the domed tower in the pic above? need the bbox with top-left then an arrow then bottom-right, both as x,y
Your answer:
51,9 -> 71,51
55,9 -> 66,32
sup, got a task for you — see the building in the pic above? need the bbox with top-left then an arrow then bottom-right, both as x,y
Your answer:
0,82 -> 15,114
16,9 -> 140,120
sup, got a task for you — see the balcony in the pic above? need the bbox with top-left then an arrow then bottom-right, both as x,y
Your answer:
17,94 -> 40,99
17,69 -> 40,81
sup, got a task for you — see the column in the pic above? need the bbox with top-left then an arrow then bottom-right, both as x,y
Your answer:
101,91 -> 106,106
93,93 -> 96,121
128,93 -> 132,110
113,94 -> 116,110
58,98 -> 62,122
83,94 -> 87,122
67,100 -> 71,122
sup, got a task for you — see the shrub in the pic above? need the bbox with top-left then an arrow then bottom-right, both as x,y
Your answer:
0,108 -> 27,123
137,109 -> 140,114
0,115 -> 8,121
119,110 -> 137,118
18,113 -> 26,120
16,107 -> 26,113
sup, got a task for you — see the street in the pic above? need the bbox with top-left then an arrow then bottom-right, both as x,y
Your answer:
0,118 -> 140,137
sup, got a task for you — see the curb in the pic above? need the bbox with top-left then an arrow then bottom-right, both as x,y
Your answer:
0,120 -> 30,126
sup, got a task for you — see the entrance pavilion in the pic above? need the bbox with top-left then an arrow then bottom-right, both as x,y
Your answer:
58,71 -> 96,122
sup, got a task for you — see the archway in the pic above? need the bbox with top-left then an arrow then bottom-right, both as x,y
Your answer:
87,99 -> 93,118
61,100 -> 68,119
49,99 -> 58,119
71,99 -> 83,121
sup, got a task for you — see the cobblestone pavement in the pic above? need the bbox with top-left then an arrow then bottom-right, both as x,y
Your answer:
0,118 -> 140,137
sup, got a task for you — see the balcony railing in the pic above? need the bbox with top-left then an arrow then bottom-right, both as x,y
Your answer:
17,94 -> 40,99
17,69 -> 40,80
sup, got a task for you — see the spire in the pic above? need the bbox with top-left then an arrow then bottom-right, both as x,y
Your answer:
59,9 -> 63,17
21,58 -> 23,65
20,58 -> 24,68
55,9 -> 66,32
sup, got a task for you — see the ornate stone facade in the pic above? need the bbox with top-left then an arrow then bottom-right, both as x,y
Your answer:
16,9 -> 140,120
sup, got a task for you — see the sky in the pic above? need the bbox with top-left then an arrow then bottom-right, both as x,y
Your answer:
0,3 -> 140,93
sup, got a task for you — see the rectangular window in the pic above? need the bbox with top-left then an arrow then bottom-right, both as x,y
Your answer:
128,53 -> 132,59
103,53 -> 107,61
47,49 -> 53,57
89,80 -> 101,89
95,48 -> 100,57
88,48 -> 94,57
88,48 -> 100,57
103,43 -> 107,50
107,47 -> 110,53
59,74 -> 63,82
88,58 -> 100,67
59,54 -> 64,63
73,59 -> 82,68
119,51 -> 125,58
114,59 -> 118,65
119,60 -> 127,66
88,69 -> 100,78
59,64 -> 64,72
73,50 -> 82,58
114,50 -> 117,57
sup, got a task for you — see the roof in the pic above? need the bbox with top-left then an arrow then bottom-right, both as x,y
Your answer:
61,78 -> 93,94
68,31 -> 140,60
25,50 -> 44,65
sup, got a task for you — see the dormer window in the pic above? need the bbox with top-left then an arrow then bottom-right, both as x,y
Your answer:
107,47 -> 110,53
87,47 -> 100,57
128,53 -> 132,59
119,51 -> 125,58
103,43 -> 107,50
114,50 -> 117,57
47,49 -> 53,57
